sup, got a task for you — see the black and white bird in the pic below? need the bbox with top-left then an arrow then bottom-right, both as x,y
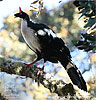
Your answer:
14,7 -> 87,91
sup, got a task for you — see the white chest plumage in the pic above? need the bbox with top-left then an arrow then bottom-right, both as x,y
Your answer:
21,20 -> 41,52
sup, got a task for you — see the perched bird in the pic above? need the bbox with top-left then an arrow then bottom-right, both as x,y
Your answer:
14,7 -> 87,91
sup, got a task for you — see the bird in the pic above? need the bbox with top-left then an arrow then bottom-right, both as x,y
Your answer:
14,7 -> 87,91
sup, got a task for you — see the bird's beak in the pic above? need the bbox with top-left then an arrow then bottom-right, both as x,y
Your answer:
14,13 -> 20,18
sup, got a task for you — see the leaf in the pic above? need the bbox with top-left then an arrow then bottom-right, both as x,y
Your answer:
30,6 -> 38,9
59,1 -> 62,3
84,45 -> 94,52
30,9 -> 37,12
79,8 -> 89,14
39,0 -> 44,9
36,11 -> 40,17
79,1 -> 88,7
84,18 -> 96,28
79,13 -> 85,19
31,0 -> 39,4
77,45 -> 87,50
73,1 -> 80,7
78,8 -> 91,19
75,41 -> 85,46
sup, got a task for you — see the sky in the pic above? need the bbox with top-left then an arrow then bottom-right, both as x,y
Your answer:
0,0 -> 70,28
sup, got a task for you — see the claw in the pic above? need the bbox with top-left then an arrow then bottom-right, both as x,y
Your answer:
24,59 -> 38,70
24,60 -> 46,75
37,62 -> 46,75
24,63 -> 32,70
37,66 -> 44,75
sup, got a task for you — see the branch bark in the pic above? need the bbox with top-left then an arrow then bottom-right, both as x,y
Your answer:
0,94 -> 7,100
0,56 -> 94,99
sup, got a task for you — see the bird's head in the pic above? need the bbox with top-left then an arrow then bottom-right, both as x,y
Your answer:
14,7 -> 29,21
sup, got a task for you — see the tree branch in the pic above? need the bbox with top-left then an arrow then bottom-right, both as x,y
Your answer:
0,56 -> 94,99
0,94 -> 7,100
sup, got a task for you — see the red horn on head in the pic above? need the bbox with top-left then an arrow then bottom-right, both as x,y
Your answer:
19,7 -> 22,13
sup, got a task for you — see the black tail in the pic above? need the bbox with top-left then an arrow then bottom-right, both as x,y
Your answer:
60,59 -> 87,91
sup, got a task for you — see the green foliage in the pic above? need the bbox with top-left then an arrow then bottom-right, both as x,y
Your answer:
73,0 -> 96,52
84,18 -> 96,28
75,33 -> 96,52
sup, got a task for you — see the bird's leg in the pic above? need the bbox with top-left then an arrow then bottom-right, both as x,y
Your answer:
24,59 -> 38,70
37,62 -> 46,75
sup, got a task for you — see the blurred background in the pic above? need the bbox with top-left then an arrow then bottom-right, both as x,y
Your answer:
0,0 -> 96,100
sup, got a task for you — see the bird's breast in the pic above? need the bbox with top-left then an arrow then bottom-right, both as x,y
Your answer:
21,20 -> 41,52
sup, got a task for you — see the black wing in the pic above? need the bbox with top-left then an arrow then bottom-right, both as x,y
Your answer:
28,21 -> 71,59
36,27 -> 71,59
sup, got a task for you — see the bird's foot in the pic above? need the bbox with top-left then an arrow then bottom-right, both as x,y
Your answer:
24,59 -> 38,70
36,66 -> 44,75
36,62 -> 46,75
24,63 -> 33,70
